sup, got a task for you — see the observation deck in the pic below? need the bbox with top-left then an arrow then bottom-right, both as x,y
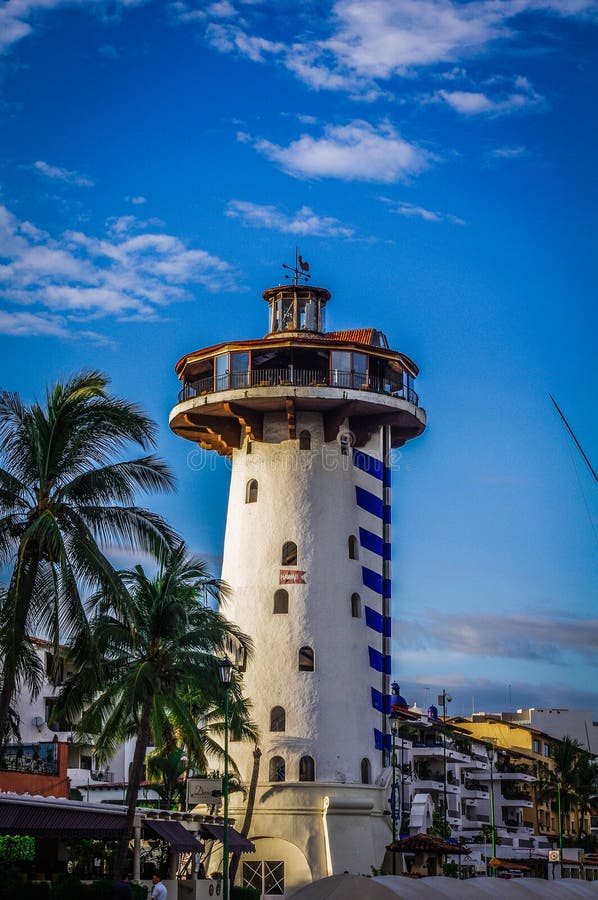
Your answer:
169,280 -> 426,456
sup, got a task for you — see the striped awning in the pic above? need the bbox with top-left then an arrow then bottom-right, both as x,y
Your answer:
0,802 -> 126,839
145,819 -> 204,852
200,824 -> 255,853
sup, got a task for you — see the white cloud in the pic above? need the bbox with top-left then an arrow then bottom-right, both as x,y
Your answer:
34,159 -> 95,187
490,146 -> 527,158
397,608 -> 598,664
394,201 -> 466,225
250,120 -> 431,183
199,0 -> 598,96
437,76 -> 543,115
0,204 -> 238,339
226,200 -> 355,237
124,194 -> 147,205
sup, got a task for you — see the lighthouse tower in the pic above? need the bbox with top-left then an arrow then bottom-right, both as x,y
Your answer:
169,260 -> 425,895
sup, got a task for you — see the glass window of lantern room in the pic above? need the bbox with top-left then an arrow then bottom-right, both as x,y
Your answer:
280,296 -> 295,330
230,351 -> 249,388
305,296 -> 317,331
331,351 -> 351,387
215,353 -> 229,391
352,352 -> 367,388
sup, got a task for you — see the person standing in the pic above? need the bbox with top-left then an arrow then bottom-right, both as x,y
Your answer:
151,873 -> 167,900
112,871 -> 134,899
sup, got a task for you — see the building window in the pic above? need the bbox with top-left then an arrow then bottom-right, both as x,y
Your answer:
351,593 -> 361,618
361,758 -> 371,784
339,433 -> 351,456
299,430 -> 311,450
246,479 -> 258,503
270,706 -> 286,732
273,589 -> 289,614
348,535 -> 359,559
282,541 -> 297,566
269,756 -> 285,782
533,739 -> 540,754
243,861 -> 285,896
544,743 -> 551,757
246,440 -> 253,455
299,646 -> 314,672
299,756 -> 315,782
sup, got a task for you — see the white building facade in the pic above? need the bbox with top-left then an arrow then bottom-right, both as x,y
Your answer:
170,271 -> 426,895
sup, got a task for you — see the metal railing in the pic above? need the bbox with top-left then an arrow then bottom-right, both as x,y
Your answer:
0,755 -> 58,776
178,367 -> 418,406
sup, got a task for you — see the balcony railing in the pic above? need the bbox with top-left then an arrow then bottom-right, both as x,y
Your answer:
178,368 -> 419,406
0,754 -> 58,776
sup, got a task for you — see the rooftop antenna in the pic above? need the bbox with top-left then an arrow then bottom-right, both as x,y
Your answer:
282,247 -> 311,285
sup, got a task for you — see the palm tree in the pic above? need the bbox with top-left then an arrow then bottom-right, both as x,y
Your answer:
537,735 -> 594,837
0,371 -> 177,743
56,543 -> 254,874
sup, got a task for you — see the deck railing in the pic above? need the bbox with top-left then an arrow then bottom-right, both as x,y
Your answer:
178,368 -> 418,405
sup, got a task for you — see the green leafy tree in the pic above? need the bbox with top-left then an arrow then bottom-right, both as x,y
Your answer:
537,735 -> 596,837
56,543 -> 254,874
0,371 -> 177,742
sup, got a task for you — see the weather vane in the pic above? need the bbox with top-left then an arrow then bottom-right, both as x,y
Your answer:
282,248 -> 311,285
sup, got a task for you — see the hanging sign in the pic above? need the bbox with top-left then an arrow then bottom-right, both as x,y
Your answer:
279,569 -> 306,584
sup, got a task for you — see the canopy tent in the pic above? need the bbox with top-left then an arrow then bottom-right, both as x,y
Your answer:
0,795 -> 126,839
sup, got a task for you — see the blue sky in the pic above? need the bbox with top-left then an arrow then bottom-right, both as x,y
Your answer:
0,0 -> 596,719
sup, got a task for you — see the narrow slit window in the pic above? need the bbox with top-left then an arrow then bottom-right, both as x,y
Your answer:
299,430 -> 311,450
273,589 -> 289,614
351,593 -> 361,618
299,646 -> 314,672
361,758 -> 371,785
270,706 -> 286,732
348,535 -> 359,559
299,756 -> 315,782
282,541 -> 297,566
246,479 -> 258,503
269,756 -> 285,782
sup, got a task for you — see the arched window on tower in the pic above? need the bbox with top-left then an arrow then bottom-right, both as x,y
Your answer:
299,756 -> 315,782
270,706 -> 286,732
361,758 -> 371,785
282,541 -> 297,566
348,535 -> 359,559
273,589 -> 289,614
299,430 -> 311,450
269,756 -> 285,782
246,479 -> 258,503
299,646 -> 314,672
351,593 -> 361,618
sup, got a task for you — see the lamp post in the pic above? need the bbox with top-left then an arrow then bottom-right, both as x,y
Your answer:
390,711 -> 399,874
218,656 -> 234,900
439,690 -> 452,835
487,745 -> 497,876
557,774 -> 563,879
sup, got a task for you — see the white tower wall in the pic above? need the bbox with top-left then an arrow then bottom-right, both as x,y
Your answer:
221,410 -> 387,787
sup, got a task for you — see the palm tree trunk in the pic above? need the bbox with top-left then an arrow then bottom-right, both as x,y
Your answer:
229,746 -> 261,885
115,698 -> 153,875
0,548 -> 40,745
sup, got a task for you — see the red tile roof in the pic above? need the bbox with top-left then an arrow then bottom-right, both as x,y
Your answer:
325,328 -> 377,345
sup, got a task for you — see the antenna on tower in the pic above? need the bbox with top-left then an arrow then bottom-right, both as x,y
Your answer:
282,247 -> 311,285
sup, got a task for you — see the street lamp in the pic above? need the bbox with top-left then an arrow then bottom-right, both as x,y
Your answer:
556,773 -> 563,879
218,656 -> 234,900
439,690 -> 452,835
487,744 -> 497,876
390,711 -> 400,874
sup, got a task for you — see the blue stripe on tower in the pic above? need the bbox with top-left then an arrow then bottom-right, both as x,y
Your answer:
374,729 -> 393,752
353,449 -> 384,480
362,567 -> 383,594
365,606 -> 383,633
359,527 -> 383,556
355,486 -> 384,518
371,688 -> 392,714
368,647 -> 391,673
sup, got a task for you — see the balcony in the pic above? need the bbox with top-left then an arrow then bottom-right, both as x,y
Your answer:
178,367 -> 419,406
